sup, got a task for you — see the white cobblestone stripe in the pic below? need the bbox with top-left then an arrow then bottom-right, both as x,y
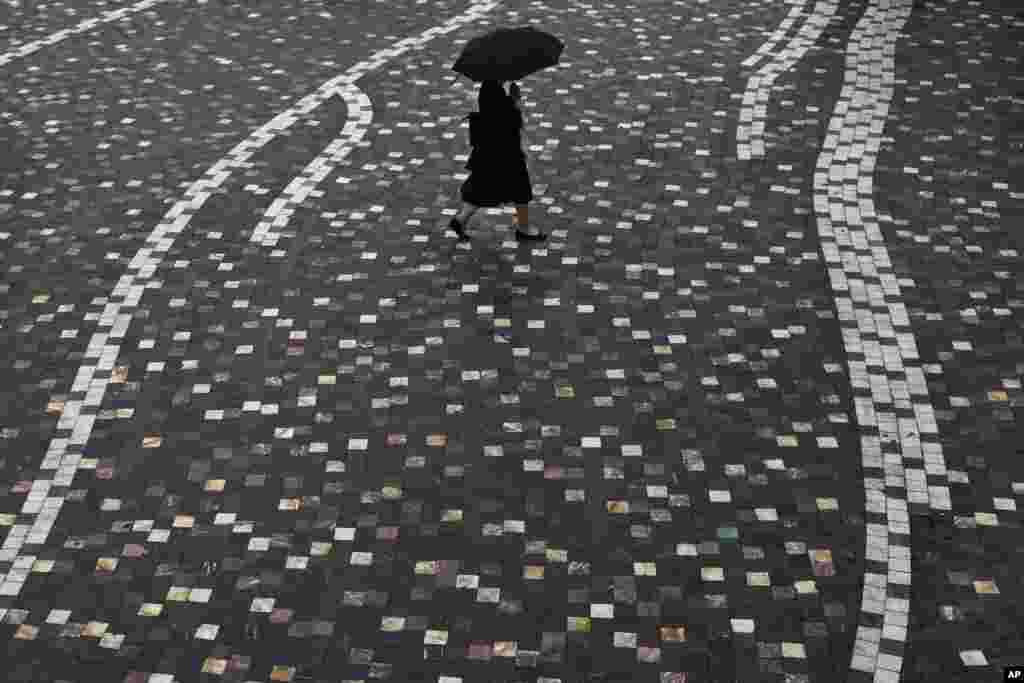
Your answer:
0,0 -> 503,597
740,0 -> 814,70
0,0 -> 170,67
810,0 -> 951,679
248,84 -> 373,247
737,0 -> 838,160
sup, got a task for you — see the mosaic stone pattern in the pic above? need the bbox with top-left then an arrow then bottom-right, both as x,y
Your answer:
0,0 -> 1021,682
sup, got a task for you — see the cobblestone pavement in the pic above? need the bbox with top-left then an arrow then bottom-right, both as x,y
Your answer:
0,0 -> 1021,682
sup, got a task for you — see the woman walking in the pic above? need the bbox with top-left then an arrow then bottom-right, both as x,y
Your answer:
449,80 -> 546,241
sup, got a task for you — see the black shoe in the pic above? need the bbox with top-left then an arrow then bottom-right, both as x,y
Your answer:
515,228 -> 547,241
448,217 -> 469,240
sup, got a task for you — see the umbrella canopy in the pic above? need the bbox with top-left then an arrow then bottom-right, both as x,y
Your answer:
452,26 -> 564,83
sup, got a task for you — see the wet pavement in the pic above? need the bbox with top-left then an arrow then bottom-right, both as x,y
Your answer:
0,0 -> 1021,681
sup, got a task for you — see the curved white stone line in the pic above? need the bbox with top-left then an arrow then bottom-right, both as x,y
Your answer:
740,0 -> 813,70
811,0 -> 949,678
0,0 -> 502,597
0,0 -> 170,68
737,0 -> 837,160
249,86 -> 373,247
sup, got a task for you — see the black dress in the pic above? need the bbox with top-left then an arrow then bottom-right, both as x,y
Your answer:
460,111 -> 534,208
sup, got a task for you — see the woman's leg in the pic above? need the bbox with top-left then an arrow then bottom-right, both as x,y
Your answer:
450,202 -> 478,238
514,204 -> 530,230
513,202 -> 545,240
457,202 -> 479,225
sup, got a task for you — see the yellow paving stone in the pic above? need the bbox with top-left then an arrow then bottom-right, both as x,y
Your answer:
441,509 -> 463,522
747,572 -> 771,587
568,616 -> 591,633
545,548 -> 568,563
95,558 -> 118,572
701,567 -> 724,582
381,616 -> 406,632
975,512 -> 998,526
165,587 -> 190,602
782,642 -> 806,658
425,629 -> 448,645
201,658 -> 227,674
415,561 -> 438,575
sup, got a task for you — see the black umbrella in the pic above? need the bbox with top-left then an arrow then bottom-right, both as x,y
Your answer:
452,26 -> 564,83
